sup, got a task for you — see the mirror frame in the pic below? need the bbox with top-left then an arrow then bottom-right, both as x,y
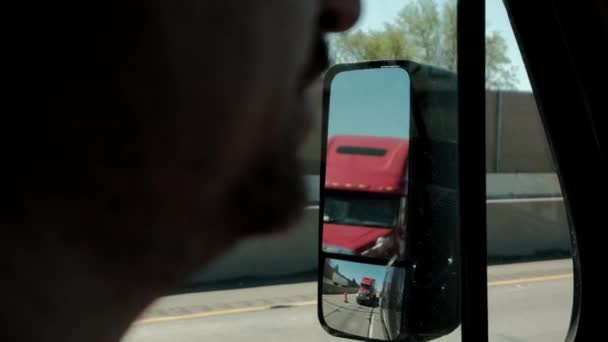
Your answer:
317,59 -> 461,342
317,60 -> 414,342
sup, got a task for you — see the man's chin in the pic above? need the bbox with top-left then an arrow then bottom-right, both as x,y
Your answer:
219,154 -> 308,238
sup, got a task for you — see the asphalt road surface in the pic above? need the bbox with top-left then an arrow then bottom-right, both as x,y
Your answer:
122,259 -> 573,342
322,294 -> 386,340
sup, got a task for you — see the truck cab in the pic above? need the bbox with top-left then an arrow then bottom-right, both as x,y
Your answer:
356,277 -> 377,306
322,135 -> 409,258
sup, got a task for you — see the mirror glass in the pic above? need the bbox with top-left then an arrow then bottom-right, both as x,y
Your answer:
321,258 -> 406,340
321,67 -> 411,261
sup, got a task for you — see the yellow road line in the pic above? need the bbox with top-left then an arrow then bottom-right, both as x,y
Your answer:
488,273 -> 572,287
134,300 -> 317,325
135,273 -> 573,325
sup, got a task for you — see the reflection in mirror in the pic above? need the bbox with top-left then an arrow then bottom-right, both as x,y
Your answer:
322,67 -> 411,261
321,258 -> 406,341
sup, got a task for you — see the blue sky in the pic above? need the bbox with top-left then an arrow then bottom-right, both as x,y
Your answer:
328,258 -> 387,286
346,0 -> 531,91
328,67 -> 410,139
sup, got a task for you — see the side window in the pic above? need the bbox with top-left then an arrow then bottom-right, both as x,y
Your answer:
485,1 -> 574,341
124,2 -> 575,342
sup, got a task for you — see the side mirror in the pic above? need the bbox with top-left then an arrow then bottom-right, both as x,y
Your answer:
318,60 -> 460,341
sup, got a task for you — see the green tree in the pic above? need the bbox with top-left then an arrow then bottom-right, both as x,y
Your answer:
485,32 -> 518,89
330,24 -> 418,62
330,0 -> 518,90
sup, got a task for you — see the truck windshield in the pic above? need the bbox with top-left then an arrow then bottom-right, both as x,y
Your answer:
361,284 -> 372,290
323,192 -> 401,228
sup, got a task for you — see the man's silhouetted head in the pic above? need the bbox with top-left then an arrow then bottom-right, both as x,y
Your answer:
2,1 -> 360,341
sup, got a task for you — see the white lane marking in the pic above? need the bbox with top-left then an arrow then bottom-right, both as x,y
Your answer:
368,307 -> 375,339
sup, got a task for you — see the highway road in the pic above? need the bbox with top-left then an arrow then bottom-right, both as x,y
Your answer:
122,259 -> 573,342
322,294 -> 386,340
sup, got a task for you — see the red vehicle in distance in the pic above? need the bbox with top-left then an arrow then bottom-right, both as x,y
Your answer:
322,135 -> 409,259
356,277 -> 377,306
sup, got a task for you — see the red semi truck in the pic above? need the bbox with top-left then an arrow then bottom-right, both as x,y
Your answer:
322,135 -> 409,258
356,277 -> 377,306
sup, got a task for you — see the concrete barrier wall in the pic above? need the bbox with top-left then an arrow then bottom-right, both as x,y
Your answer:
190,198 -> 572,285
300,87 -> 551,174
322,281 -> 359,295
487,198 -> 571,263
191,207 -> 319,283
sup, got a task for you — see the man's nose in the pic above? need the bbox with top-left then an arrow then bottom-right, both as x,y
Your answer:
319,0 -> 361,33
